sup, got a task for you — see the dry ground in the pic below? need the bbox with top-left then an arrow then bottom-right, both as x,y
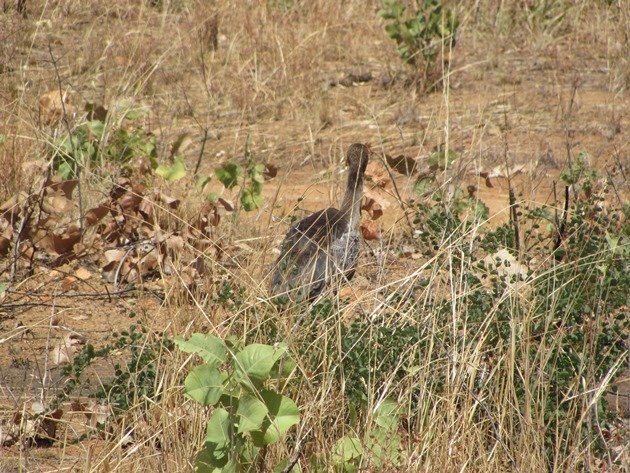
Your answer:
0,0 -> 629,471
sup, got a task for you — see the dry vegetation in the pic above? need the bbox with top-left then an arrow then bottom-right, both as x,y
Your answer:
0,0 -> 629,471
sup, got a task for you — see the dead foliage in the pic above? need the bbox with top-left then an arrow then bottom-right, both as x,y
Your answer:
0,170 -> 231,288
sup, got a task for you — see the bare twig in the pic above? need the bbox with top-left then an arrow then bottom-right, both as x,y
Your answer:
281,439 -> 304,473
194,128 -> 209,176
48,44 -> 84,234
553,183 -> 570,260
9,168 -> 50,281
508,188 -> 520,254
502,138 -> 520,253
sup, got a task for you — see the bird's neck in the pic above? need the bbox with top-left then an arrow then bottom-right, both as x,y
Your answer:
341,171 -> 364,228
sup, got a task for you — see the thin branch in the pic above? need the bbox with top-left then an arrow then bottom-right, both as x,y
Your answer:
281,439 -> 304,473
48,43 -> 84,234
508,188 -> 520,254
553,183 -> 570,260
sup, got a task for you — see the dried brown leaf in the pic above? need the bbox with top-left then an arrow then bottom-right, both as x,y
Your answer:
45,175 -> 78,200
75,267 -> 92,280
386,154 -> 418,175
153,190 -> 180,209
50,332 -> 85,366
0,191 -> 28,221
218,197 -> 234,212
479,171 -> 493,188
360,220 -> 381,240
50,224 -> 81,255
85,202 -> 110,225
42,192 -> 74,215
361,198 -> 383,220
85,400 -> 111,427
61,276 -> 78,290
39,89 -> 74,125
0,220 -> 12,256
264,163 -> 278,179
365,161 -> 390,188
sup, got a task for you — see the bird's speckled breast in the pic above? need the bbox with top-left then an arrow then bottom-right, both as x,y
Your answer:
330,228 -> 360,274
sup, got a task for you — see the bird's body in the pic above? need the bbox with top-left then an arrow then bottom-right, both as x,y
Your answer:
271,143 -> 370,301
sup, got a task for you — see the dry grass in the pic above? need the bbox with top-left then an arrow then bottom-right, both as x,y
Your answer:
0,0 -> 629,471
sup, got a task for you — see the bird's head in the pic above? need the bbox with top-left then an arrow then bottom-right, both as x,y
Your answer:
346,143 -> 370,176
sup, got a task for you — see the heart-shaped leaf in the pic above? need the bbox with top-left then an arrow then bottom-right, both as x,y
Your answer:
236,394 -> 268,433
174,334 -> 226,368
183,364 -> 223,406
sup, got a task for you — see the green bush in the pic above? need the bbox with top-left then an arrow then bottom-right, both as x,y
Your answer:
175,334 -> 300,472
379,0 -> 459,88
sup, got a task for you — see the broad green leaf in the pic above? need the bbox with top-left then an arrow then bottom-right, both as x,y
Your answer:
236,394 -> 268,433
240,187 -> 263,212
85,119 -> 105,138
196,442 -> 229,472
250,163 -> 266,183
122,105 -> 147,121
58,161 -> 76,180
234,343 -> 287,387
156,156 -> 187,181
196,175 -> 212,191
0,283 -> 7,295
427,146 -> 458,170
0,134 -> 6,145
251,390 -> 299,446
215,162 -> 240,189
414,176 -> 433,196
373,398 -> 399,431
174,333 -> 226,368
183,364 -> 223,406
273,459 -> 301,473
206,408 -> 231,448
332,436 -> 363,464
270,355 -> 296,379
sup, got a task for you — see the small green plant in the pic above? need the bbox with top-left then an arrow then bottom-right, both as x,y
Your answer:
524,0 -> 570,35
379,0 -> 459,88
330,399 -> 402,472
198,136 -> 266,213
50,317 -> 172,418
174,333 -> 300,472
50,106 -> 157,180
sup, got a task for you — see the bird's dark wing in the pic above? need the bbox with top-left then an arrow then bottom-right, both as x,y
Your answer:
271,208 -> 348,300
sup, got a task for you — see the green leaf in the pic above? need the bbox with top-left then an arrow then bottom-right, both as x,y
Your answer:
414,176 -> 433,196
373,398 -> 399,431
174,333 -> 226,368
273,459 -> 301,473
58,161 -> 76,180
206,192 -> 220,203
156,156 -> 187,182
196,175 -> 212,191
0,283 -> 7,295
206,408 -> 231,448
240,187 -> 264,212
427,146 -> 458,170
215,162 -> 241,189
333,436 -> 363,464
122,106 -> 147,121
196,442 -> 229,472
0,134 -> 7,145
250,163 -> 266,183
234,343 -> 287,388
85,120 -> 105,139
183,364 -> 223,406
251,390 -> 299,446
236,394 -> 268,433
